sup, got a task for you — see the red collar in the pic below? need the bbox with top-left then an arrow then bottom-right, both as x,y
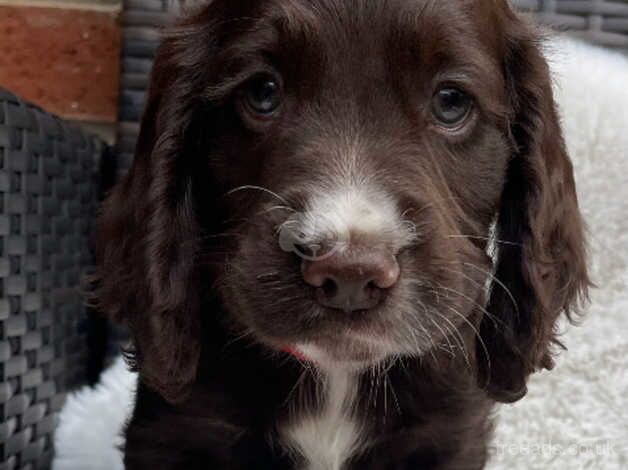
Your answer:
281,346 -> 309,362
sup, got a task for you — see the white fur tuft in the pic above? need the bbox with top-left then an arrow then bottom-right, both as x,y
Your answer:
52,357 -> 136,470
280,367 -> 364,470
297,184 -> 415,254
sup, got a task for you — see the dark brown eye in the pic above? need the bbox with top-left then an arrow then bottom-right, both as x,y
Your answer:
244,75 -> 282,116
431,87 -> 472,127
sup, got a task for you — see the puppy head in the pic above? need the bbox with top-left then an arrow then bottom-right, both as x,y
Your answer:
97,0 -> 588,403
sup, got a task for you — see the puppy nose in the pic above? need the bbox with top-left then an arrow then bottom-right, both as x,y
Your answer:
301,248 -> 400,312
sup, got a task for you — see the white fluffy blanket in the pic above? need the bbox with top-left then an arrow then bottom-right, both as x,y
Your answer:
52,37 -> 628,470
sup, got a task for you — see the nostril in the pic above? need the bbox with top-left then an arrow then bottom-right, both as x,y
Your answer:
364,280 -> 383,303
321,278 -> 338,297
301,248 -> 400,311
366,280 -> 379,294
366,281 -> 384,305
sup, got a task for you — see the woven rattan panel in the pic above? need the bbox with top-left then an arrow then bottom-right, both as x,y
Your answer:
513,0 -> 628,48
99,0 -> 177,357
116,0 -> 172,179
0,89 -> 100,469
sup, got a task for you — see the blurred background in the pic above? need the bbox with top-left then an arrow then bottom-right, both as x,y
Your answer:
1,0 -> 627,468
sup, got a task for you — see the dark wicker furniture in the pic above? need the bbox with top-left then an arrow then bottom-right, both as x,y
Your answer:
0,90 -> 102,469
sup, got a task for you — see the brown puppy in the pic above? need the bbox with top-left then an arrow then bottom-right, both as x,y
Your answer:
96,1 -> 589,468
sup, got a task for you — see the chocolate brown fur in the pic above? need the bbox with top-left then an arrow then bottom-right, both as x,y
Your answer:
96,1 -> 589,468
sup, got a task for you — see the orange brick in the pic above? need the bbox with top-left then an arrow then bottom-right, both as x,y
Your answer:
0,5 -> 121,122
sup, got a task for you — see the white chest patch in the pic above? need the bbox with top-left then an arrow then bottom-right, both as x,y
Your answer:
281,369 -> 364,470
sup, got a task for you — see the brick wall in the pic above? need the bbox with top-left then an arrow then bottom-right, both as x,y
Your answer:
0,0 -> 122,142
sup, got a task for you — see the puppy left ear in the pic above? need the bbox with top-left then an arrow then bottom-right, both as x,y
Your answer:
477,11 -> 590,403
95,12 -> 218,403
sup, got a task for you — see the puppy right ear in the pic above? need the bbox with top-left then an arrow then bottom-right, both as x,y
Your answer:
96,11 -> 219,403
476,4 -> 589,403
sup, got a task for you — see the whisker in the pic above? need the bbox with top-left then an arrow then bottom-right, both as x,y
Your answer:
443,263 -> 519,316
406,308 -> 440,366
432,310 -> 471,369
400,202 -> 434,219
442,304 -> 492,382
446,234 -> 522,247
385,369 -> 402,416
259,205 -> 297,216
423,282 -> 507,331
461,262 -> 520,318
426,315 -> 455,359
225,185 -> 292,206
284,368 -> 309,407
221,328 -> 258,355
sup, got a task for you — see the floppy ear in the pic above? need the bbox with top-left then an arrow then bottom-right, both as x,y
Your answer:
477,12 -> 590,403
96,16 -> 216,403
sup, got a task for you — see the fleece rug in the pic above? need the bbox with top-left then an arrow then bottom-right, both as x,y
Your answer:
52,37 -> 628,470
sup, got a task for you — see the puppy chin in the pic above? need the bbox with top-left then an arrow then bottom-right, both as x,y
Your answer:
287,336 -> 392,372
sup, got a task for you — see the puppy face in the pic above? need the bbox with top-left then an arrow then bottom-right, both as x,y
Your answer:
203,1 -> 510,367
97,0 -> 588,403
